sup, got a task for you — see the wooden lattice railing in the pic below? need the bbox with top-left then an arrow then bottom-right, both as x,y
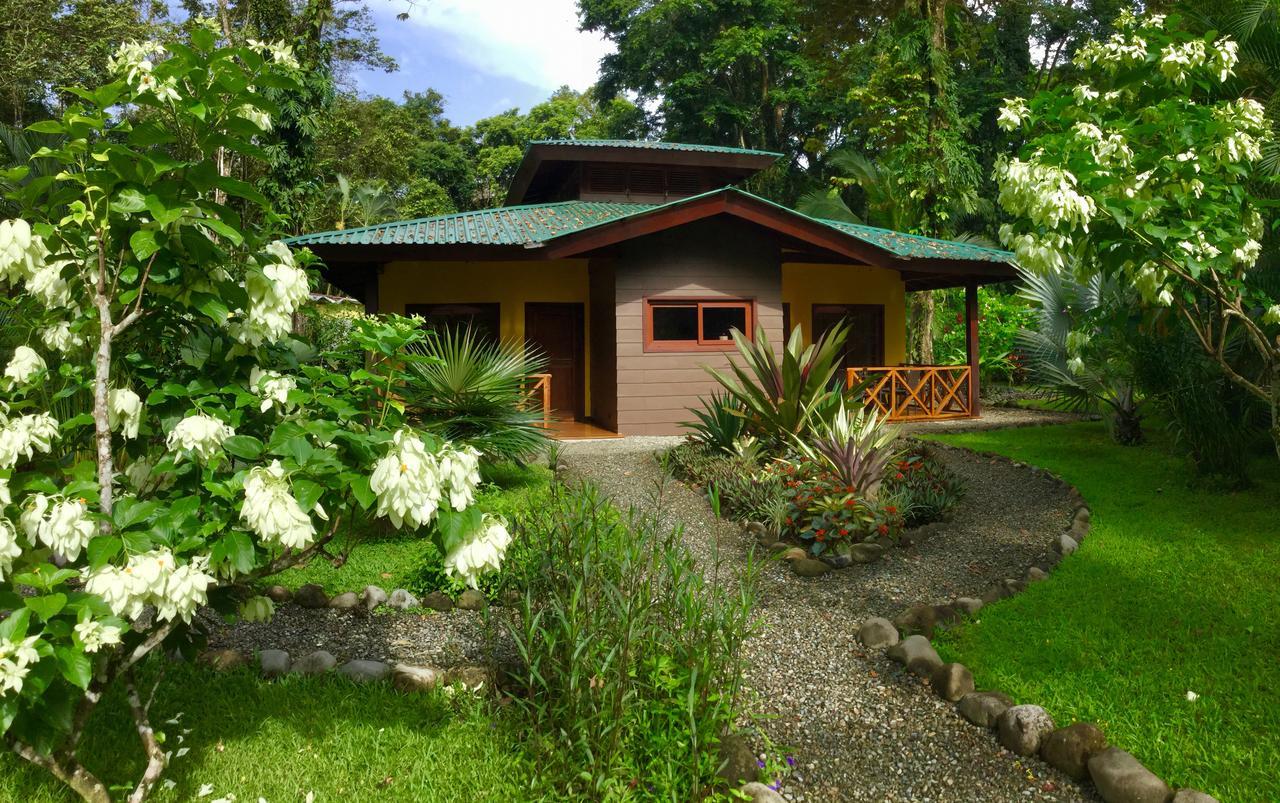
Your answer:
846,365 -> 973,422
521,373 -> 552,421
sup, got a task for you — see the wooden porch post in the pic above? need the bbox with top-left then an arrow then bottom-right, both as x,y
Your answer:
965,279 -> 981,418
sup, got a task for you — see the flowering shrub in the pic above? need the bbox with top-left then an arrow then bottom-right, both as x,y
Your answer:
769,459 -> 904,554
993,11 -> 1280,456
880,446 -> 967,527
0,31 -> 504,803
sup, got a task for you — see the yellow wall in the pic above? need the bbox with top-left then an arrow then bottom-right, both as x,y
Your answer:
780,263 -> 907,365
380,259 -> 594,412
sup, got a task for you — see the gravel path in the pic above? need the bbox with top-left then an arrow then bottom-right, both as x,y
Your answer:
560,437 -> 1098,803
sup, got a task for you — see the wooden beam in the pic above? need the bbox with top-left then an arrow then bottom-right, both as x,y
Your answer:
965,280 -> 981,418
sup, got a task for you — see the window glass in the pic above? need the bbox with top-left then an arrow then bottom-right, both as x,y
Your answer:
701,306 -> 746,341
652,305 -> 698,341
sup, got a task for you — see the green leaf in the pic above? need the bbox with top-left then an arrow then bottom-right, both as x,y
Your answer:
55,646 -> 92,690
110,188 -> 147,213
191,292 -> 231,324
210,532 -> 255,575
113,499 -> 159,530
350,475 -> 374,510
293,479 -> 324,512
25,120 -> 66,134
0,608 -> 31,640
130,229 -> 159,260
223,435 -> 264,460
200,217 -> 244,245
24,593 -> 67,621
86,536 -> 122,569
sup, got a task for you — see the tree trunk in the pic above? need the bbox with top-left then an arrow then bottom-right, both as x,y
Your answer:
910,291 -> 935,364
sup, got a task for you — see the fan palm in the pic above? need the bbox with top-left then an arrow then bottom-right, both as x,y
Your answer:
401,325 -> 550,463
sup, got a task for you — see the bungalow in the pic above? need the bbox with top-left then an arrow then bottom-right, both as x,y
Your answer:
289,140 -> 1017,436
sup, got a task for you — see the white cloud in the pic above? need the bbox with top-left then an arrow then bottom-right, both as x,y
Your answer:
406,0 -> 612,93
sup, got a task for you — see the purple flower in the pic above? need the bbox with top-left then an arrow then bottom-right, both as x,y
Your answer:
786,755 -> 796,767
756,759 -> 766,769
771,779 -> 782,791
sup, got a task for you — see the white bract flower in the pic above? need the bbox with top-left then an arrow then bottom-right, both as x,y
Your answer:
166,414 -> 234,463
85,550 -> 214,623
1263,304 -> 1280,325
1232,238 -> 1262,267
1178,231 -> 1222,261
1185,690 -> 1199,702
0,412 -> 59,470
1072,85 -> 1099,103
1211,38 -> 1239,83
109,388 -> 143,439
26,260 -> 71,308
4,345 -> 46,386
369,429 -> 443,529
235,104 -> 272,132
228,241 -> 310,347
251,367 -> 297,413
74,620 -> 122,653
0,634 -> 40,696
1159,40 -> 1207,84
996,155 -> 1097,233
0,219 -> 48,285
438,445 -> 481,511
444,515 -> 511,589
241,460 -> 315,550
41,321 -> 83,353
0,519 -> 20,580
108,40 -> 165,84
20,494 -> 94,562
1076,32 -> 1148,70
996,97 -> 1029,131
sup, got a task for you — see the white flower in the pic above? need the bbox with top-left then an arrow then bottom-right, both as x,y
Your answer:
438,445 -> 481,511
1177,231 -> 1222,262
26,260 -> 71,308
109,388 -> 143,439
444,515 -> 511,589
1145,13 -> 1166,29
995,155 -> 1096,233
1072,85 -> 1099,103
1076,32 -> 1148,70
1211,38 -> 1239,83
4,345 -> 46,386
108,40 -> 165,84
1232,239 -> 1262,266
1159,40 -> 1207,84
166,414 -> 234,463
241,460 -> 315,550
0,219 -> 47,285
41,322 -> 83,353
251,367 -> 297,413
85,550 -> 214,623
74,620 -> 122,653
1262,304 -> 1280,325
996,97 -> 1029,131
0,519 -> 20,580
20,494 -> 94,562
0,634 -> 41,696
239,596 -> 275,623
228,242 -> 310,347
0,479 -> 8,506
369,430 -> 442,529
0,412 -> 59,469
1185,690 -> 1199,702
235,104 -> 272,132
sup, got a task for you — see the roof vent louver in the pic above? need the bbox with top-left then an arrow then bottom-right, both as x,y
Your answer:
666,169 -> 703,196
587,164 -> 627,194
629,168 -> 665,196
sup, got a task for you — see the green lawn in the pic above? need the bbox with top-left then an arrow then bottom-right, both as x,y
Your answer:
277,462 -> 553,594
0,662 -> 536,803
926,422 -> 1280,802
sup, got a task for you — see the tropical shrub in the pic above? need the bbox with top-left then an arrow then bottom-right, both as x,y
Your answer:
402,325 -> 549,463
681,390 -> 747,452
767,458 -> 904,554
663,441 -> 788,527
935,288 -> 1035,385
994,11 -> 1280,456
1017,267 -> 1146,444
881,445 -> 967,526
509,483 -> 759,799
795,397 -> 901,499
705,322 -> 850,446
0,34 -> 507,803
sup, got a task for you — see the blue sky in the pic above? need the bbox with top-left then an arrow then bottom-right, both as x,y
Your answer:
349,0 -> 613,125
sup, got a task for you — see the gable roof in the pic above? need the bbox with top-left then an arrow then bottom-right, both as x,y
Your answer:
525,139 -> 784,158
287,187 -> 1014,272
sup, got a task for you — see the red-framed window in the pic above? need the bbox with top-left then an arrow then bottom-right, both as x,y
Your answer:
643,298 -> 754,352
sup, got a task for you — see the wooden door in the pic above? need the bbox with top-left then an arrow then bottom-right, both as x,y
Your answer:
813,304 -> 885,368
525,303 -> 585,419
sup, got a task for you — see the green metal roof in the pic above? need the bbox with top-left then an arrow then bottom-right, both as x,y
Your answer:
526,139 -> 784,158
286,200 -> 657,247
287,188 -> 1015,266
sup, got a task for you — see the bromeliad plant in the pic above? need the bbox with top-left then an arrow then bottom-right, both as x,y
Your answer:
705,321 -> 850,446
681,390 -> 747,453
0,32 -> 506,803
795,396 -> 902,500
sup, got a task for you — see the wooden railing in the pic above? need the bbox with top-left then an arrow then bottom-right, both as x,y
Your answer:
521,373 -> 552,421
846,365 -> 974,422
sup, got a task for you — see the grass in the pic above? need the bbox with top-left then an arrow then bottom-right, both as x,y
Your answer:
0,661 -> 535,803
276,461 -> 553,594
924,421 -> 1280,802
